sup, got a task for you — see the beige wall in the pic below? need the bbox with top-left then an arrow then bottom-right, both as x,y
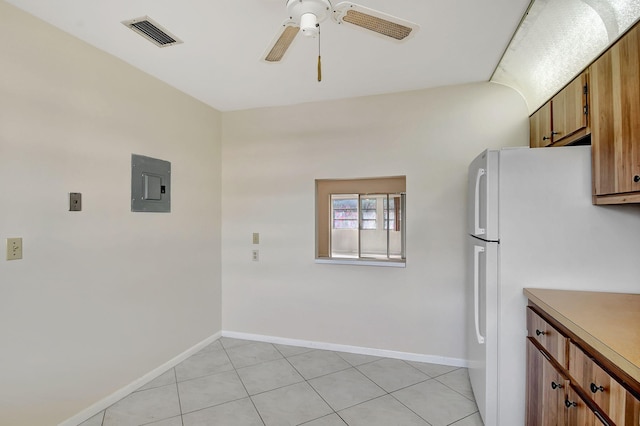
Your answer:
221,83 -> 529,360
0,2 -> 222,425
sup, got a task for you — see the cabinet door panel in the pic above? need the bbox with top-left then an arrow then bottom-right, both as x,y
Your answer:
530,102 -> 552,148
591,22 -> 640,197
552,73 -> 588,143
527,338 -> 566,426
618,24 -> 640,195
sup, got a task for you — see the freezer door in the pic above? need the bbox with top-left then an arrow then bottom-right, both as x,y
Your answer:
467,150 -> 499,241
467,236 -> 498,426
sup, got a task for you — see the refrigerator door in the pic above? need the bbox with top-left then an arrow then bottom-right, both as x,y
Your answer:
466,235 -> 498,426
467,149 -> 499,241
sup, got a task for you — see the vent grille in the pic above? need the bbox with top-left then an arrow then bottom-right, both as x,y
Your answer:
122,17 -> 183,47
343,10 -> 412,40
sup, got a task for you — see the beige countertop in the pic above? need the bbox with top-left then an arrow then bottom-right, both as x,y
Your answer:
524,288 -> 640,384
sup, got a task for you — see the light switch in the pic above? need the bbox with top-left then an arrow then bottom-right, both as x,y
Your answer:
7,238 -> 22,260
253,233 -> 259,244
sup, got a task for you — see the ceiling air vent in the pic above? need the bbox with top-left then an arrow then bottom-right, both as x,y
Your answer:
122,16 -> 183,47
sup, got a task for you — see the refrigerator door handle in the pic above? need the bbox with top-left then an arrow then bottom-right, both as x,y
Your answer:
474,168 -> 486,236
474,245 -> 486,344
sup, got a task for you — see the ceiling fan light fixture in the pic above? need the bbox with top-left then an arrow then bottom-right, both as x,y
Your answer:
301,13 -> 319,37
263,0 -> 418,65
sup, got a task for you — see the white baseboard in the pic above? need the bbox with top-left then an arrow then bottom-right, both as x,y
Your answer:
222,330 -> 468,368
59,331 -> 222,426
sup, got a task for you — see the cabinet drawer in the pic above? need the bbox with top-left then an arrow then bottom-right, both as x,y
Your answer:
527,307 -> 569,367
565,385 -> 612,426
570,342 -> 640,425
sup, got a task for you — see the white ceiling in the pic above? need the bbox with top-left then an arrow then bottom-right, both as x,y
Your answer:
5,0 -> 532,112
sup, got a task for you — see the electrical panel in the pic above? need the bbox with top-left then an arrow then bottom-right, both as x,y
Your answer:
131,154 -> 171,213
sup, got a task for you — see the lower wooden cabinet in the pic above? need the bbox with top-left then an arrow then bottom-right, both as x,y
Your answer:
526,338 -> 567,425
569,342 -> 640,425
524,306 -> 639,425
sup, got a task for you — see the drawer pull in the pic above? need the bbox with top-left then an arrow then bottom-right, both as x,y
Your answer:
590,383 -> 605,393
565,399 -> 577,408
551,381 -> 563,390
634,175 -> 640,183
594,410 -> 612,426
535,329 -> 545,336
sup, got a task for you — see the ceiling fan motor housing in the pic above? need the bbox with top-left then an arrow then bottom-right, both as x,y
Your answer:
287,0 -> 332,37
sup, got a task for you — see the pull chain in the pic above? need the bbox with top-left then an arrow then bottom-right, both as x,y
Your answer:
317,24 -> 322,82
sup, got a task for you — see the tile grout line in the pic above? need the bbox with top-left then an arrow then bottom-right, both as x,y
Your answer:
446,411 -> 482,426
221,339 -> 268,426
173,367 -> 185,426
277,346 -> 341,422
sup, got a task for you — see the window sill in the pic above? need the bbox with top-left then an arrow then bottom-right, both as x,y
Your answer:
315,258 -> 406,268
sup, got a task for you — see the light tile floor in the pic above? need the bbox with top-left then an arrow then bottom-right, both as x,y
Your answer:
79,338 -> 484,426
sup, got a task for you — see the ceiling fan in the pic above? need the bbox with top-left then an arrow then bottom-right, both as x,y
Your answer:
263,0 -> 419,78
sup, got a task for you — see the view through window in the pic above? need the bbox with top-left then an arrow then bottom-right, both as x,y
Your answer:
316,176 -> 406,264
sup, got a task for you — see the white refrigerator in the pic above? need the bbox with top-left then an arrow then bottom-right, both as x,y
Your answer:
466,145 -> 640,426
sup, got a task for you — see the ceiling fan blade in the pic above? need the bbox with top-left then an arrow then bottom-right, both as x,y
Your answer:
263,21 -> 300,63
332,2 -> 419,41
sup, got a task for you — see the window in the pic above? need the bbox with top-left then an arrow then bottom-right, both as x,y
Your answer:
316,176 -> 406,265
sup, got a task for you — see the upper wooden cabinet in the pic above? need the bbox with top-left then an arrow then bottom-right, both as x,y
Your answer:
529,73 -> 589,148
590,22 -> 640,204
529,102 -> 552,148
552,73 -> 589,144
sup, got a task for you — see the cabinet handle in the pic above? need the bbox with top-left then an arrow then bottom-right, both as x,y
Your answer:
551,131 -> 560,136
590,383 -> 605,393
565,399 -> 577,408
634,175 -> 640,183
551,381 -> 563,390
542,136 -> 551,141
594,411 -> 612,426
535,329 -> 545,336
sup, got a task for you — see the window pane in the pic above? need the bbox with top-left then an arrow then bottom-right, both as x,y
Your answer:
331,194 -> 359,257
383,196 -> 396,230
361,194 -> 387,258
388,195 -> 403,259
360,198 -> 377,230
332,197 -> 358,229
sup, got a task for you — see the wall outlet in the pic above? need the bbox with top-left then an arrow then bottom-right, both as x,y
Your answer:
7,238 -> 23,260
252,250 -> 259,262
